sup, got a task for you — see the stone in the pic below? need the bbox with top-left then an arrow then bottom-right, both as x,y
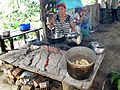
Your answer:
20,64 -> 39,72
30,52 -> 42,67
24,57 -> 33,66
0,49 -> 28,64
12,59 -> 21,66
58,55 -> 67,69
46,53 -> 62,74
36,50 -> 49,70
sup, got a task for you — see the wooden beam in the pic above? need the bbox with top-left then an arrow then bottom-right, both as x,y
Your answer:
39,0 -> 48,38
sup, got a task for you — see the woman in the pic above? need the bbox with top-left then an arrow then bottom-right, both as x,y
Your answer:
117,2 -> 120,21
47,3 -> 75,36
111,0 -> 118,21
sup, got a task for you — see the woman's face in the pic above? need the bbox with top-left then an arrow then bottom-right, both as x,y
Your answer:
58,6 -> 66,15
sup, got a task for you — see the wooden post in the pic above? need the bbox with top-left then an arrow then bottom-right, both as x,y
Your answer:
39,0 -> 48,38
23,34 -> 27,43
0,38 -> 6,52
35,30 -> 40,41
90,4 -> 99,27
9,38 -> 14,50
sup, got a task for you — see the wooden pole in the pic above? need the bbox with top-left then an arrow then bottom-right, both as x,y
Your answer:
39,0 -> 48,38
0,39 -> 6,52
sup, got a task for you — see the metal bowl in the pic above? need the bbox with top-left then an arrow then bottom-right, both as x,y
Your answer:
88,41 -> 105,54
2,30 -> 10,37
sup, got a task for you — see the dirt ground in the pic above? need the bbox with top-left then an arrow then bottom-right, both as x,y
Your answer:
0,21 -> 120,90
90,21 -> 120,76
87,21 -> 120,89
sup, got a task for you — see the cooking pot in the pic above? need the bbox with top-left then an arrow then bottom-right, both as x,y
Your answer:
88,41 -> 105,54
66,46 -> 97,80
66,32 -> 81,46
47,32 -> 65,44
75,24 -> 81,34
2,30 -> 10,37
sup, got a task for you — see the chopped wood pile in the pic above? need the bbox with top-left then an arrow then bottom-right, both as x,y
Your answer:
0,60 -> 62,90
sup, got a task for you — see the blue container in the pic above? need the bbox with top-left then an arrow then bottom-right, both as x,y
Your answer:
20,23 -> 30,31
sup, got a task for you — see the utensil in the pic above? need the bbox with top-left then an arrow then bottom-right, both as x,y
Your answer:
2,30 -> 10,37
75,24 -> 81,34
66,32 -> 82,46
47,31 -> 65,44
88,41 -> 105,54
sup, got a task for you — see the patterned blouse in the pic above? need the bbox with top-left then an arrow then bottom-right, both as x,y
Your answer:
54,14 -> 73,35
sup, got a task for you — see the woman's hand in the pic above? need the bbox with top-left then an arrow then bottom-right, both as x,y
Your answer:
47,23 -> 55,30
46,16 -> 55,30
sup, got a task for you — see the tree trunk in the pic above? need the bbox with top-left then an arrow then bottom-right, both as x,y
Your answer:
16,0 -> 20,8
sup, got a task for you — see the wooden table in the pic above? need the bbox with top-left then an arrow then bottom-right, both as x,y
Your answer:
0,45 -> 105,90
0,28 -> 42,51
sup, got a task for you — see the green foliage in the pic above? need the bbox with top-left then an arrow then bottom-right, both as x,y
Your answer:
118,80 -> 120,90
0,0 -> 41,30
108,71 -> 120,90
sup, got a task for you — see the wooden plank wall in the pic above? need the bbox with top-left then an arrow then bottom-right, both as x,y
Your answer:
90,3 -> 100,27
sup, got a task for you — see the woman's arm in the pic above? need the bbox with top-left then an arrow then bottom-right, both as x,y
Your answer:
70,21 -> 75,32
69,15 -> 75,32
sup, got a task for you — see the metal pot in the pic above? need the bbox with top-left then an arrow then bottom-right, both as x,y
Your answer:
66,46 -> 96,80
47,32 -> 65,44
88,41 -> 105,54
75,24 -> 81,34
66,32 -> 81,46
2,30 -> 10,37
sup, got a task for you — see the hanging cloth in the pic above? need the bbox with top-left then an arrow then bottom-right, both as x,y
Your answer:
81,0 -> 96,6
56,0 -> 83,9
